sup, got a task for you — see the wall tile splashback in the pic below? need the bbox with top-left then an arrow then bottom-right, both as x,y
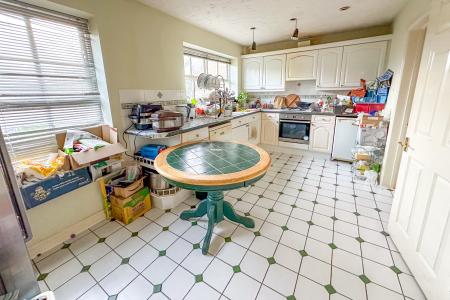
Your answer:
119,89 -> 187,107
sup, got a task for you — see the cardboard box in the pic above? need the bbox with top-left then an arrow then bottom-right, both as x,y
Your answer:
359,115 -> 384,127
56,125 -> 126,170
20,168 -> 92,209
112,176 -> 145,198
111,187 -> 151,224
90,159 -> 123,181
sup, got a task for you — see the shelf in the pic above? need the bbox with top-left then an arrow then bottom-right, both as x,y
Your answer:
134,155 -> 155,170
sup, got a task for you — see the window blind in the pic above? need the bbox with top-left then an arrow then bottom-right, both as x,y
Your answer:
183,47 -> 231,64
0,0 -> 104,161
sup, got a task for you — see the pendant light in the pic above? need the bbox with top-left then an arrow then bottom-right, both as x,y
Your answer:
250,27 -> 256,51
290,18 -> 299,40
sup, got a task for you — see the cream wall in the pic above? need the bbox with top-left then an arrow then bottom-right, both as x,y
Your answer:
24,0 -> 241,255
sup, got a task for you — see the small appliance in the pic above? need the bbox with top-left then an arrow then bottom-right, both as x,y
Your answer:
128,104 -> 163,130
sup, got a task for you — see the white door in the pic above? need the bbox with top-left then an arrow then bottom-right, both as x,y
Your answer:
263,54 -> 286,90
286,50 -> 317,80
388,1 -> 450,299
261,119 -> 279,145
317,47 -> 343,88
341,41 -> 388,88
243,57 -> 263,90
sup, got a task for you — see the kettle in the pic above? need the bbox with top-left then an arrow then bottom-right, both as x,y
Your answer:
175,104 -> 192,122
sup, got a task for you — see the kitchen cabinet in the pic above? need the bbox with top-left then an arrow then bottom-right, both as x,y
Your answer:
340,41 -> 387,87
248,120 -> 260,144
232,124 -> 250,142
310,115 -> 335,153
316,47 -> 343,89
242,55 -> 285,91
181,127 -> 209,143
263,54 -> 285,90
286,50 -> 317,81
242,57 -> 263,90
261,113 -> 279,145
209,123 -> 232,142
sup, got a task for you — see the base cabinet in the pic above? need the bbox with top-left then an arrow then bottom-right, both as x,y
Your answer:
248,120 -> 260,144
231,124 -> 250,142
309,116 -> 335,153
261,119 -> 279,145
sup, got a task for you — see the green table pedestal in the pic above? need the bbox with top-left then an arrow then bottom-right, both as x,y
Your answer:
180,191 -> 254,254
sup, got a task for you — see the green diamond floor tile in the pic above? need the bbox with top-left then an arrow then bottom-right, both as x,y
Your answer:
307,221 -> 314,225
191,221 -> 197,226
359,274 -> 371,284
281,226 -> 288,231
324,284 -> 336,294
267,257 -> 276,264
193,243 -> 200,249
98,237 -> 106,243
153,284 -> 162,293
328,243 -> 337,249
299,250 -> 308,257
108,295 -> 117,300
131,232 -> 138,237
232,265 -> 241,273
390,266 -> 402,274
254,231 -> 261,236
159,250 -> 166,256
121,258 -> 130,264
224,237 -> 232,243
162,226 -> 169,231
37,273 -> 48,281
195,274 -> 203,283
61,243 -> 71,249
287,295 -> 296,300
81,265 -> 91,272
355,237 -> 364,243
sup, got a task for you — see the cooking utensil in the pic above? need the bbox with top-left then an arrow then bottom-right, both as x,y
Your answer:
274,96 -> 287,109
128,104 -> 163,130
175,104 -> 191,122
149,110 -> 184,132
285,94 -> 300,108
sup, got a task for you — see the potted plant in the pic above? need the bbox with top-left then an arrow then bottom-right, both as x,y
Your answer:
237,92 -> 249,111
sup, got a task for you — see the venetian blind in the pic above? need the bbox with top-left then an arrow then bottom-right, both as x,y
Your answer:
183,47 -> 232,64
0,0 -> 104,161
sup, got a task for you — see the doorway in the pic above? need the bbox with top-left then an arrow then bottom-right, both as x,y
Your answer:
380,18 -> 428,189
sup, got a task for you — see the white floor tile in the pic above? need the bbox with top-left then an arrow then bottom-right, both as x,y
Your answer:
332,249 -> 363,275
78,284 -> 108,300
213,220 -> 238,237
125,216 -> 151,232
332,267 -> 366,300
279,230 -> 306,250
144,208 -> 165,220
308,225 -> 333,244
77,243 -> 111,266
399,273 -> 426,300
69,232 -> 98,255
224,272 -> 261,300
203,258 -> 234,293
257,285 -> 285,300
166,238 -> 192,263
231,227 -> 255,248
263,264 -> 297,296
250,236 -> 277,257
182,225 -> 207,244
185,282 -> 221,300
240,250 -> 269,282
154,212 -> 178,227
149,231 -> 178,250
162,267 -> 195,300
181,248 -> 214,274
300,256 -> 331,285
115,236 -> 146,258
266,212 -> 288,226
142,256 -> 177,284
99,264 -> 138,295
117,275 -> 153,300
295,275 -> 329,300
361,242 -> 393,266
304,237 -> 332,264
366,283 -> 403,300
138,222 -> 163,242
89,251 -> 122,281
129,244 -> 159,272
169,219 -> 191,235
286,217 -> 309,236
93,221 -> 122,238
105,228 -> 132,248
54,272 -> 96,300
217,242 -> 246,266
36,249 -> 74,274
363,259 -> 402,293
260,222 -> 283,241
274,244 -> 302,272
45,258 -> 82,290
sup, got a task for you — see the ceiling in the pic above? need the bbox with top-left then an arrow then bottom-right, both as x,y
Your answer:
138,0 -> 407,46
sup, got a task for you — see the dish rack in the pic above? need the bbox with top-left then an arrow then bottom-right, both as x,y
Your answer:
133,154 -> 155,170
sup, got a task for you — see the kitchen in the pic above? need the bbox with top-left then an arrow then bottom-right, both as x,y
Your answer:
0,0 -> 448,300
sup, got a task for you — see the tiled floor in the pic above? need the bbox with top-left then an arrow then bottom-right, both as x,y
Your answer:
33,152 -> 426,300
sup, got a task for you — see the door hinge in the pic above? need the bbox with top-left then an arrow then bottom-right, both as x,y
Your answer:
398,137 -> 410,152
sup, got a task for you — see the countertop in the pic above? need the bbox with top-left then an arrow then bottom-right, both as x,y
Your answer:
125,109 -> 357,139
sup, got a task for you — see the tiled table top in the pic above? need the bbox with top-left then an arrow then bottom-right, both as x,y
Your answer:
33,152 -> 425,300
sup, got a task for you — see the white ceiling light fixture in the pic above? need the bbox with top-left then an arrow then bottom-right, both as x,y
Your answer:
290,18 -> 299,40
250,27 -> 256,51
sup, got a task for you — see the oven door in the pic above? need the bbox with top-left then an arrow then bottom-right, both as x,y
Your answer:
279,120 -> 310,144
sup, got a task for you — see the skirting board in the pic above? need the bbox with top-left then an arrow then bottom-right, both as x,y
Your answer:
27,210 -> 106,259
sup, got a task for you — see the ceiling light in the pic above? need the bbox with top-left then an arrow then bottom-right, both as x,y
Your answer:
250,27 -> 256,51
339,6 -> 350,11
290,18 -> 299,41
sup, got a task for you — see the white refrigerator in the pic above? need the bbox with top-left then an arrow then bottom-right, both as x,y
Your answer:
331,117 -> 358,161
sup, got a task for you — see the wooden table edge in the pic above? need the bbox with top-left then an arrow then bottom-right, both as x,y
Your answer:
154,140 -> 271,187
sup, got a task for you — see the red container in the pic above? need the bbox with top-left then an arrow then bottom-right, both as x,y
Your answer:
354,103 -> 385,114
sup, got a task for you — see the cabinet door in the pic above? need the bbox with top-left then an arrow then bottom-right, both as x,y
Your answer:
261,119 -> 279,145
286,50 -> 317,80
248,120 -> 260,144
263,54 -> 286,90
317,47 -> 343,88
310,123 -> 333,153
341,41 -> 388,87
231,124 -> 249,142
243,57 -> 263,90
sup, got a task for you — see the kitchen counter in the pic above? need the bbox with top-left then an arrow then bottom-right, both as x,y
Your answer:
125,109 -> 356,139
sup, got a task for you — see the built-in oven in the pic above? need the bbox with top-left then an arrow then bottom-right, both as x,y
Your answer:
278,113 -> 311,144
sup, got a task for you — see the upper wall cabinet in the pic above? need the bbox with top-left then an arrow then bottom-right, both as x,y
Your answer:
316,47 -> 343,89
242,57 -> 263,91
242,55 -> 285,91
286,50 -> 317,81
340,41 -> 388,87
263,54 -> 286,90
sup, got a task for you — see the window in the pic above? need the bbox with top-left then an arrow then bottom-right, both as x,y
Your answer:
183,47 -> 232,100
0,1 -> 104,161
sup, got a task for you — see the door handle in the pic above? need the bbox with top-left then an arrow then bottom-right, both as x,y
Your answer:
398,137 -> 410,152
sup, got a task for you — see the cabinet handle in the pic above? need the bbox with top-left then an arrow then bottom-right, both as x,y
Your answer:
220,131 -> 225,135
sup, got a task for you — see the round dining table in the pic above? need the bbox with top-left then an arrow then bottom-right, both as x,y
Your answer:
154,140 -> 271,254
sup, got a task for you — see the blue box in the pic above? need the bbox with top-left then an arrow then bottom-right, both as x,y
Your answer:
377,95 -> 388,104
20,168 -> 92,209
